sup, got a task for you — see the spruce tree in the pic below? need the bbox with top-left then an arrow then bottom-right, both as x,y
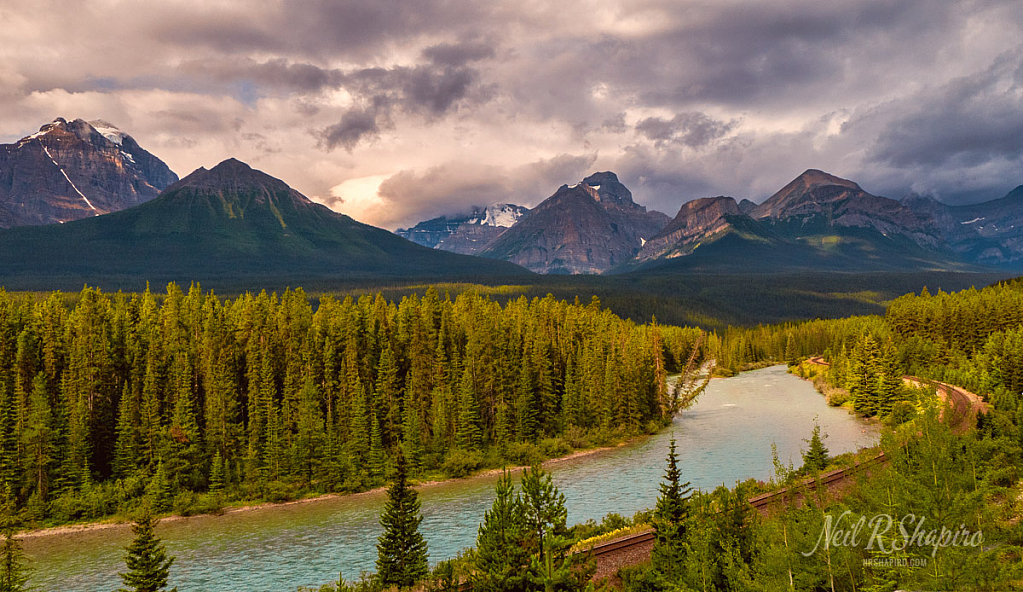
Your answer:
472,470 -> 529,592
801,421 -> 830,473
118,503 -> 176,592
376,447 -> 428,588
209,449 -> 225,494
519,464 -> 593,591
651,439 -> 691,582
401,390 -> 424,476
456,366 -> 481,450
22,373 -> 53,500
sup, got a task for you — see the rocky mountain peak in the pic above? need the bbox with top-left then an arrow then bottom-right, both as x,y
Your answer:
634,196 -> 741,262
752,169 -> 868,220
582,171 -> 635,207
168,158 -> 306,206
0,117 -> 178,228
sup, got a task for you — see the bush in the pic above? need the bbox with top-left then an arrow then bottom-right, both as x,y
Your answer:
503,441 -> 543,467
441,449 -> 483,478
174,491 -> 225,516
48,491 -> 86,523
564,425 -> 591,449
263,480 -> 297,503
539,437 -> 572,459
886,400 -> 916,425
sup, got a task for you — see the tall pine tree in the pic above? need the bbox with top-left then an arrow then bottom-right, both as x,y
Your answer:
651,439 -> 691,583
376,447 -> 428,588
118,503 -> 176,592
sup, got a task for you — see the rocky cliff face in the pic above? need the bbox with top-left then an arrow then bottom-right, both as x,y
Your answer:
395,203 -> 528,255
480,173 -> 670,274
0,118 -> 178,228
635,196 -> 741,261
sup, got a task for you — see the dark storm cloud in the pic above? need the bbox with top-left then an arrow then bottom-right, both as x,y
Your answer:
319,107 -> 384,152
865,56 -> 1023,168
2,0 -> 1021,226
421,40 -> 496,67
317,63 -> 488,151
635,112 -> 736,148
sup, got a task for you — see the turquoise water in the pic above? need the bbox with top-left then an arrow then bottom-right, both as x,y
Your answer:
25,365 -> 878,591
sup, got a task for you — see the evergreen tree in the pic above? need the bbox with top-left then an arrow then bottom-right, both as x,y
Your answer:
21,373 -> 53,500
114,383 -> 141,479
519,464 -> 593,591
146,461 -> 173,514
209,449 -> 225,494
376,447 -> 428,588
456,365 -> 481,450
800,421 -> 830,473
848,334 -> 882,416
401,390 -> 423,476
118,503 -> 176,592
293,377 -> 324,484
369,407 -> 384,479
471,470 -> 530,592
651,439 -> 691,582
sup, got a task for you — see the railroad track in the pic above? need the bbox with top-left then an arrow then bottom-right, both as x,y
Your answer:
580,358 -> 983,571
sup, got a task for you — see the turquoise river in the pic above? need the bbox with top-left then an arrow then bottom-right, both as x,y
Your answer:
25,365 -> 879,591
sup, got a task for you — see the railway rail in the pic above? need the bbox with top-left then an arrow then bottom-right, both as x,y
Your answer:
580,357 -> 985,580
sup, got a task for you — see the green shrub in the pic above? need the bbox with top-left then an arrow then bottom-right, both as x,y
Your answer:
263,481 -> 296,503
48,491 -> 86,523
539,437 -> 572,459
563,425 -> 590,449
887,400 -> 916,425
503,441 -> 543,467
441,449 -> 483,478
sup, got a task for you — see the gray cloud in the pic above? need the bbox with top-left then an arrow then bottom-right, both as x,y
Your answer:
422,40 -> 496,67
635,112 -> 736,148
319,107 -> 384,152
865,56 -> 1023,168
1,0 -> 1021,227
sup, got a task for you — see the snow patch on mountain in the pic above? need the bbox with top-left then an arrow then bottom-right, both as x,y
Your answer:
88,119 -> 127,145
481,204 -> 525,227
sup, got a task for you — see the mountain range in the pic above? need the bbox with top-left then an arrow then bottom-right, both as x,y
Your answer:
2,117 -> 1023,284
402,168 -> 1023,275
0,158 -> 527,287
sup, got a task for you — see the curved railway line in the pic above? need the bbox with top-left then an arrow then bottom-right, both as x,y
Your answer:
581,358 -> 986,581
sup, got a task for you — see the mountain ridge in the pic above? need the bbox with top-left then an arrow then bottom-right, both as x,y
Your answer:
0,158 -> 529,288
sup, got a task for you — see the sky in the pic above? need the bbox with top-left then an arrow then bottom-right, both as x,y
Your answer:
1,0 -> 1021,230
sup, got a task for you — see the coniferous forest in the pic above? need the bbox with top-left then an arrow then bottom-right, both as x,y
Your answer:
0,284 -> 703,526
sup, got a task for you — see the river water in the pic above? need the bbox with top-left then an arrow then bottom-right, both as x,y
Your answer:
25,365 -> 878,591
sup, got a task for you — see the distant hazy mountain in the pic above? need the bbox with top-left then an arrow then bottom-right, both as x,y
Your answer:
918,185 -> 1023,267
0,158 -> 528,287
395,203 -> 529,255
480,172 -> 670,274
0,118 -> 178,228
